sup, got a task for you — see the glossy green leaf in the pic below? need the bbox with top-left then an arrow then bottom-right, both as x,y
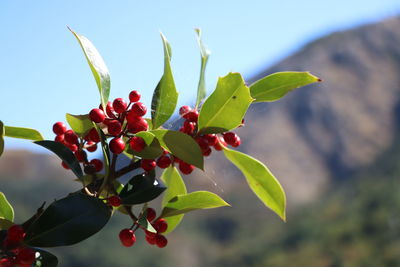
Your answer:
198,72 -> 253,134
0,218 -> 13,230
161,191 -> 229,218
195,28 -> 210,109
160,166 -> 187,234
138,212 -> 157,233
119,172 -> 166,205
69,28 -> 111,109
0,121 -> 4,157
124,131 -> 163,159
66,113 -> 93,137
34,140 -> 83,179
151,129 -> 204,169
0,192 -> 14,222
4,126 -> 44,141
223,147 -> 286,221
35,248 -> 59,267
24,193 -> 111,247
151,33 -> 178,129
250,71 -> 321,102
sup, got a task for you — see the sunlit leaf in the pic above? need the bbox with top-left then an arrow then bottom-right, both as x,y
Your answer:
195,28 -> 210,109
0,192 -> 14,222
137,211 -> 157,233
66,113 -> 93,137
124,131 -> 163,159
0,218 -> 13,230
4,126 -> 44,141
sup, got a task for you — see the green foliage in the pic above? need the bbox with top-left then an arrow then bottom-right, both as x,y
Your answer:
125,131 -> 163,159
195,28 -> 210,109
65,113 -> 93,137
4,125 -> 44,141
35,249 -> 59,267
0,218 -> 13,230
137,211 -> 157,233
0,192 -> 14,222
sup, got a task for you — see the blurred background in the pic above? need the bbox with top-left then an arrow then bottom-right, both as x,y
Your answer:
1,1 -> 400,266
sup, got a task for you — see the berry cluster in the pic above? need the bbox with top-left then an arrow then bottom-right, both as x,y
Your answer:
1,225 -> 36,267
118,208 -> 168,249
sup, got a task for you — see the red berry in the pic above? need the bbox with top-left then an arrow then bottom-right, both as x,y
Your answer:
204,134 -> 218,146
146,208 -> 156,222
182,121 -> 196,135
145,234 -> 156,245
64,130 -> 78,145
67,143 -> 78,152
108,195 -> 121,207
54,134 -> 64,143
90,159 -> 103,172
109,138 -> 125,154
179,105 -> 192,117
231,137 -> 241,147
89,108 -> 106,123
126,111 -> 140,124
119,229 -> 136,247
15,247 -> 35,265
130,102 -> 147,117
0,258 -> 13,267
61,161 -> 70,170
179,161 -> 194,175
74,150 -> 87,162
153,218 -> 168,233
99,102 -> 116,118
196,137 -> 209,151
129,90 -> 141,102
202,147 -> 212,157
183,110 -> 199,122
173,156 -> 181,164
107,120 -> 122,136
86,141 -> 97,152
155,234 -> 168,248
128,117 -> 148,134
7,225 -> 25,243
86,128 -> 100,143
113,98 -> 127,114
214,137 -> 226,151
52,122 -> 67,135
129,136 -> 146,152
141,159 -> 156,172
222,132 -> 239,146
156,155 -> 171,169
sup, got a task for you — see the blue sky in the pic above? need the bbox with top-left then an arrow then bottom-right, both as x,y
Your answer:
1,0 -> 399,150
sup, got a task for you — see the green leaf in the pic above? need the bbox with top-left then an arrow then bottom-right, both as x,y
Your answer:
0,192 -> 14,222
160,166 -> 187,234
66,113 -> 93,137
198,72 -> 253,134
223,147 -> 286,221
0,121 -> 4,157
151,33 -> 178,129
4,126 -> 44,141
24,193 -> 111,247
195,28 -> 210,109
34,140 -> 84,179
250,71 -> 321,102
151,129 -> 204,170
119,172 -> 166,205
137,212 -> 157,233
94,125 -> 110,178
161,191 -> 230,218
35,248 -> 59,267
69,27 -> 111,109
0,218 -> 13,230
124,131 -> 163,159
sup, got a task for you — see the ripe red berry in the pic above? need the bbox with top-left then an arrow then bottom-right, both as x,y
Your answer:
129,136 -> 146,152
126,110 -> 140,124
222,132 -> 238,145
146,208 -> 156,222
214,137 -> 227,151
182,121 -> 196,135
89,108 -> 106,123
7,225 -> 25,243
130,102 -> 147,117
108,195 -> 121,207
231,137 -> 241,147
156,155 -> 171,169
109,138 -> 125,154
54,134 -> 64,143
204,134 -> 218,146
64,130 -> 78,145
153,218 -> 168,233
15,247 -> 36,265
67,143 -> 78,152
107,120 -> 122,136
183,110 -> 199,122
0,258 -> 13,267
86,141 -> 97,152
179,105 -> 192,116
202,147 -> 212,157
74,150 -> 87,162
113,98 -> 127,114
155,234 -> 168,248
179,161 -> 194,175
145,234 -> 156,245
196,137 -> 209,151
129,90 -> 141,102
119,229 -> 136,247
128,117 -> 148,134
141,159 -> 156,172
52,122 -> 67,135
90,159 -> 103,172
99,102 -> 116,118
86,128 -> 100,143
61,161 -> 70,170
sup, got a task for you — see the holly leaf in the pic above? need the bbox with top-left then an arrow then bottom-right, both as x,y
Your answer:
250,71 -> 321,102
0,218 -> 13,230
4,126 -> 44,141
66,113 -> 93,137
137,211 -> 157,233
35,248 -> 59,267
195,28 -> 210,109
124,131 -> 163,159
0,192 -> 14,222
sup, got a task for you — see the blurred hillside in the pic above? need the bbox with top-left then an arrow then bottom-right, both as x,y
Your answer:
1,16 -> 400,267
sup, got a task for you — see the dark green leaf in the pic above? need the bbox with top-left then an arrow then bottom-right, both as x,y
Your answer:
137,211 -> 157,233
0,192 -> 14,221
35,249 -> 59,267
4,126 -> 44,141
66,113 -> 93,137
34,140 -> 83,179
160,166 -> 187,234
0,218 -> 13,230
151,129 -> 204,170
195,28 -> 210,109
151,33 -> 178,129
69,28 -> 111,109
161,191 -> 230,218
223,147 -> 286,221
25,193 -> 111,247
0,121 -> 4,157
124,131 -> 163,159
250,71 -> 321,102
119,172 -> 166,205
198,72 -> 253,134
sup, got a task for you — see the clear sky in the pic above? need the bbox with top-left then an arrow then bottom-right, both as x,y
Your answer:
1,0 -> 399,150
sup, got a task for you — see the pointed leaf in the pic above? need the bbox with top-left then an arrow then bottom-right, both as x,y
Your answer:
161,191 -> 229,218
0,121 -> 4,157
250,71 -> 321,102
160,166 -> 187,234
137,212 -> 157,233
198,72 -> 253,134
24,193 -> 111,247
151,33 -> 178,129
124,131 -> 163,159
223,147 -> 286,221
34,140 -> 83,179
66,113 -> 93,137
151,129 -> 204,169
0,192 -> 14,222
35,249 -> 59,267
0,218 -> 13,230
69,28 -> 110,109
195,28 -> 210,109
4,126 -> 44,141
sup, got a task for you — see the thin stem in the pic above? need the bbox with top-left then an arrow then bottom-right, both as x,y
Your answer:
97,153 -> 118,197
